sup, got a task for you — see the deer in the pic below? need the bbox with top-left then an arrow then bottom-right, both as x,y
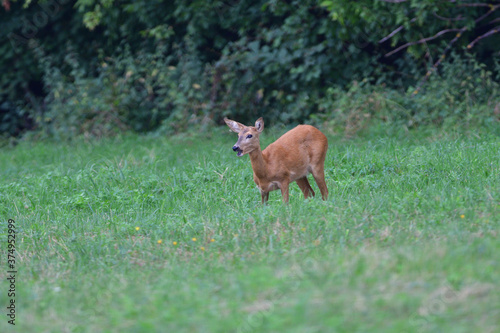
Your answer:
224,117 -> 329,204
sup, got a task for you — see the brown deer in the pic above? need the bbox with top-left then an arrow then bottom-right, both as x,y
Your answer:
224,117 -> 329,203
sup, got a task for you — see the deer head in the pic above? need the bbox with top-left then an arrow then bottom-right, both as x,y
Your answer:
224,117 -> 264,157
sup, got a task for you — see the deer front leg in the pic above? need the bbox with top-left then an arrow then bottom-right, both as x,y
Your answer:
280,181 -> 290,203
261,191 -> 269,204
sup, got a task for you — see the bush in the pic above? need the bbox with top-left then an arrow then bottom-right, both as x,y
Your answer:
31,45 -> 500,140
312,54 -> 500,136
2,1 -> 499,140
34,40 -> 211,139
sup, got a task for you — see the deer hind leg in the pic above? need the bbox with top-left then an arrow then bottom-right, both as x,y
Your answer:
311,165 -> 329,201
296,177 -> 315,199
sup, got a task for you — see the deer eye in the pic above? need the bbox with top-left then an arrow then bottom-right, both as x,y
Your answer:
246,134 -> 253,139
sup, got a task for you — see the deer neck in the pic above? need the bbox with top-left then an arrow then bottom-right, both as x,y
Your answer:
249,146 -> 267,180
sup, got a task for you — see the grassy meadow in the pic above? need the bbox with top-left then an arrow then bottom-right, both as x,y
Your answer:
0,126 -> 499,332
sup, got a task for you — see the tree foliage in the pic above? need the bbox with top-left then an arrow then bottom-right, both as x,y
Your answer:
1,0 -> 499,138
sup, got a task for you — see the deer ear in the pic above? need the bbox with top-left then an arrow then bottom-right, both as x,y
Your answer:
255,117 -> 264,132
224,117 -> 244,133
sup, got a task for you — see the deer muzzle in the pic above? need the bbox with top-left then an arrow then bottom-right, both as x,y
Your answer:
232,145 -> 243,157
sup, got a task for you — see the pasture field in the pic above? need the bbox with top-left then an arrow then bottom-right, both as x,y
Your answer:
0,127 -> 499,332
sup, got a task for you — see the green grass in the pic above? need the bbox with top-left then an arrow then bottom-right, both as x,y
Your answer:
0,127 -> 499,332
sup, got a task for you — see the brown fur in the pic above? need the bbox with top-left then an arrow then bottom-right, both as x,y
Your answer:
224,117 -> 329,203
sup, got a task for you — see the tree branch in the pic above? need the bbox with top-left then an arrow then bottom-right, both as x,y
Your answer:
457,3 -> 499,7
379,18 -> 416,43
411,5 -> 499,96
381,0 -> 500,4
489,17 -> 500,24
467,26 -> 500,48
386,4 -> 499,56
411,32 -> 464,96
385,29 -> 463,57
473,4 -> 500,24
432,12 -> 464,22
378,0 -> 500,95
378,0 -> 408,3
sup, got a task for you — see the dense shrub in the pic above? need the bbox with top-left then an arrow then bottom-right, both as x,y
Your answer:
31,40 -> 215,139
1,0 -> 499,139
312,54 -> 500,136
